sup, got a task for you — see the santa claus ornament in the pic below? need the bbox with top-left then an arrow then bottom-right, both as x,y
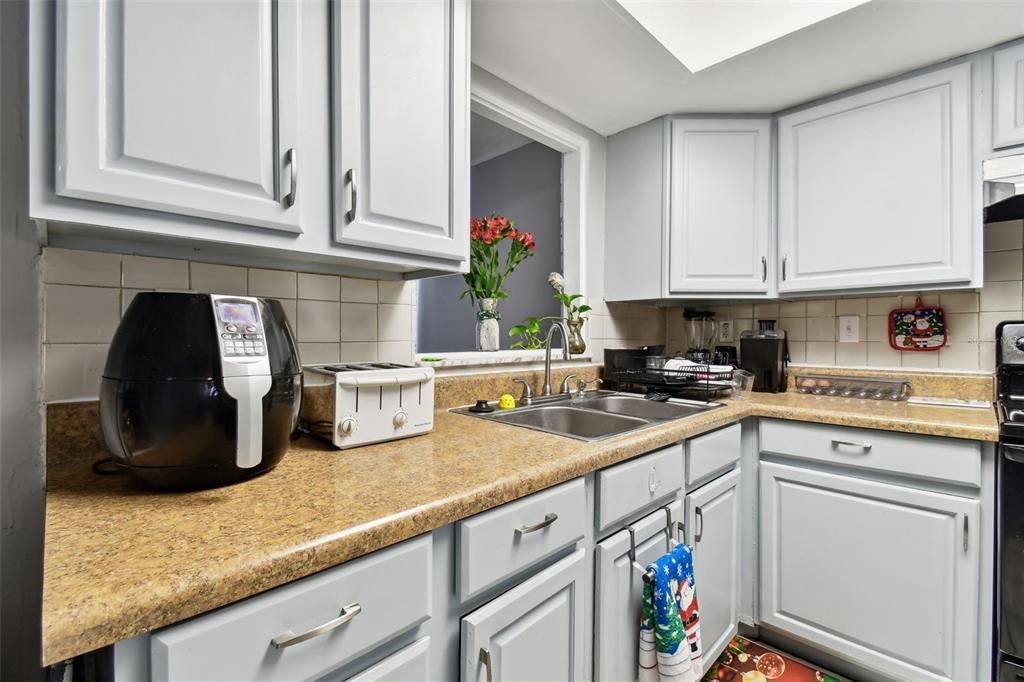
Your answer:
888,296 -> 947,351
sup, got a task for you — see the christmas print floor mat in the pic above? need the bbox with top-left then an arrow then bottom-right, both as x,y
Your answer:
703,636 -> 847,682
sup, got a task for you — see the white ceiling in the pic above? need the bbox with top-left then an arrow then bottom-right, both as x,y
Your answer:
471,112 -> 534,165
616,0 -> 870,73
471,0 -> 1024,136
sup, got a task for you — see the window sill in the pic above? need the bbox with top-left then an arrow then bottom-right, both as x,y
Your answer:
415,349 -> 594,372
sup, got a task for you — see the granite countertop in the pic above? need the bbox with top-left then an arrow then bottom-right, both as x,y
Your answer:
41,392 -> 998,665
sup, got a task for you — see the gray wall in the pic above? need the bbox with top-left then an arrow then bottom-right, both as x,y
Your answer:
1,1 -> 46,677
418,141 -> 563,352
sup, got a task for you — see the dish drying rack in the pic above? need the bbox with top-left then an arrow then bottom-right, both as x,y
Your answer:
604,363 -> 735,400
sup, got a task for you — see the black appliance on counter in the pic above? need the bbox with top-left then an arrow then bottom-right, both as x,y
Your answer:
100,293 -> 302,489
603,346 -> 733,400
997,321 -> 1024,679
739,320 -> 788,393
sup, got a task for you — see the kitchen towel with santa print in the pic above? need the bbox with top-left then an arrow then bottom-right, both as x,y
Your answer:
638,543 -> 703,682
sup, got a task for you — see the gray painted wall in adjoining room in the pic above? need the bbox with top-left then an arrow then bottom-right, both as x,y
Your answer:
418,141 -> 563,353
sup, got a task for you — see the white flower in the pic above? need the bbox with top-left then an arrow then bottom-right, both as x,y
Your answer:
548,272 -> 565,292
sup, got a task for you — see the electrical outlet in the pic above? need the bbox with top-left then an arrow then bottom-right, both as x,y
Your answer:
839,315 -> 860,343
719,320 -> 734,342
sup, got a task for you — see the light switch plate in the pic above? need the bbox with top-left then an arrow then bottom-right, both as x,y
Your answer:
839,315 -> 860,343
719,319 -> 734,342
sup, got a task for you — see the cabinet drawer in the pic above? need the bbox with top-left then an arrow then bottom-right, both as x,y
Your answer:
151,536 -> 432,682
596,444 -> 683,532
456,478 -> 586,601
759,419 -> 981,487
686,424 -> 741,488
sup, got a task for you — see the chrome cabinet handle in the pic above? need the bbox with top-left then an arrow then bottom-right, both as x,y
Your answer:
283,148 -> 298,208
831,439 -> 872,452
761,256 -> 767,283
479,647 -> 493,682
270,602 -> 361,649
345,168 -> 357,222
694,507 -> 704,542
781,256 -> 787,281
963,515 -> 969,554
514,512 -> 557,537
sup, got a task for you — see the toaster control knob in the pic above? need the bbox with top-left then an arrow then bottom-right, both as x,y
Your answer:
393,410 -> 409,428
1016,337 -> 1024,351
338,418 -> 356,437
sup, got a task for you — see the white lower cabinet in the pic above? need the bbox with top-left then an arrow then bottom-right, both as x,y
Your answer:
461,547 -> 586,682
759,461 -> 980,682
593,500 -> 683,681
150,536 -> 432,682
685,468 -> 741,666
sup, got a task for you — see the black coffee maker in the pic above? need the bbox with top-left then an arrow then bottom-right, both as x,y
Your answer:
739,320 -> 789,393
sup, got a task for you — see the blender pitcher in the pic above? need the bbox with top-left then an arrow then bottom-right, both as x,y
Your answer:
683,309 -> 716,364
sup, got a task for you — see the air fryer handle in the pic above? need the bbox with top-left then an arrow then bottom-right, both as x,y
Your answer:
223,375 -> 273,469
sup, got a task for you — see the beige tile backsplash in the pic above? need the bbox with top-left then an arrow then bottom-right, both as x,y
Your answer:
40,219 -> 1024,400
42,248 -> 416,402
676,219 -> 1024,374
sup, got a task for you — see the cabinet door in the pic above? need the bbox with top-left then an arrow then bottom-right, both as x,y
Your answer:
668,119 -> 772,294
685,468 -> 740,666
760,461 -> 980,682
56,0 -> 301,232
461,548 -> 585,682
994,43 -> 1024,149
334,0 -> 469,263
594,500 -> 683,682
777,63 -> 975,293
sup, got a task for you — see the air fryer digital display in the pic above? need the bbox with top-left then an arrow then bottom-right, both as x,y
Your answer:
216,301 -> 258,327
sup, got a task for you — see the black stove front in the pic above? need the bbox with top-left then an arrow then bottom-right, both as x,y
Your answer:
997,322 -> 1024,677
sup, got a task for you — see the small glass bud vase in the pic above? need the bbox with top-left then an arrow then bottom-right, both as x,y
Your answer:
567,319 -> 586,354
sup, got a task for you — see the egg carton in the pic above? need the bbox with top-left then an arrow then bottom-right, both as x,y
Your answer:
794,373 -> 911,401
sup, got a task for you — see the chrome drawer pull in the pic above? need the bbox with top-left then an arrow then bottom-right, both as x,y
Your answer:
831,439 -> 872,452
270,602 -> 361,649
695,507 -> 704,543
514,513 -> 557,537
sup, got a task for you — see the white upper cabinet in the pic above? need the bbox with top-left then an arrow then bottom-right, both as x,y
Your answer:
56,0 -> 301,232
605,117 -> 773,301
668,119 -> 772,294
333,0 -> 469,264
994,42 -> 1024,149
777,63 -> 977,294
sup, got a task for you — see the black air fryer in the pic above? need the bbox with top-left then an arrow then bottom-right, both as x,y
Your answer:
100,293 -> 302,489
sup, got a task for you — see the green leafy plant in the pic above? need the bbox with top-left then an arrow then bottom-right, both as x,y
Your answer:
508,316 -> 559,350
554,292 -> 591,323
460,215 -> 536,303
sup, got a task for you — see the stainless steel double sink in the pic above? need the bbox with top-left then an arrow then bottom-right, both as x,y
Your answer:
454,391 -> 724,441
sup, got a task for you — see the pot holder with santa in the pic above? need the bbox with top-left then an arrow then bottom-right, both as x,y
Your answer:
638,543 -> 704,682
888,296 -> 947,351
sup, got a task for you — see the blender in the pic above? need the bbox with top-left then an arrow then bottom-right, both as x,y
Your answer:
683,309 -> 716,364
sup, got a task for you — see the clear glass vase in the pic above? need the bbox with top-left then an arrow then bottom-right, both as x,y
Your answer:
475,298 -> 501,352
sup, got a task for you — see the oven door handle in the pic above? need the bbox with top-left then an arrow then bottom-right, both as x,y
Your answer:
1003,443 -> 1024,464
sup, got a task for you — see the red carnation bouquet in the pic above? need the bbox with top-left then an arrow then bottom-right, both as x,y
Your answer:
461,214 -> 536,303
